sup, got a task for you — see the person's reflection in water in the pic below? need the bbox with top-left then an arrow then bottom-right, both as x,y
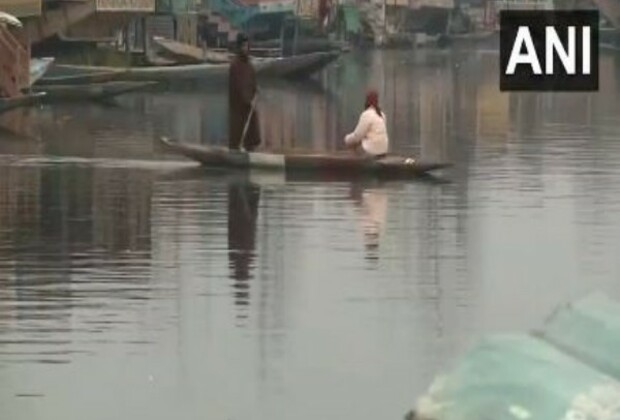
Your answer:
349,181 -> 388,266
227,174 -> 261,324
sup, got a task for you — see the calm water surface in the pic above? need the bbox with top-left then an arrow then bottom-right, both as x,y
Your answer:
1,48 -> 620,420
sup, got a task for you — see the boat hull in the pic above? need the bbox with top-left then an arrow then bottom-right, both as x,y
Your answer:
32,81 -> 157,102
158,137 -> 450,178
36,51 -> 340,85
0,92 -> 46,114
35,70 -> 128,86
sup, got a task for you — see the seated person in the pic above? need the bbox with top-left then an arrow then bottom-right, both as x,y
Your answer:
344,90 -> 389,158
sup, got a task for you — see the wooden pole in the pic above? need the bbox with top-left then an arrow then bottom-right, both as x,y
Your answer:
280,19 -> 285,56
293,0 -> 300,55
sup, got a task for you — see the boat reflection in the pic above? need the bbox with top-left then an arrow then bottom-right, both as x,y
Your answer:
0,107 -> 41,141
227,173 -> 261,321
348,181 -> 388,265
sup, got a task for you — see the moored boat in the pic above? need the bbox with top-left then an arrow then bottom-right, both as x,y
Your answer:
151,36 -> 233,64
35,69 -> 128,86
158,137 -> 450,178
32,81 -> 158,102
35,51 -> 340,85
0,92 -> 46,114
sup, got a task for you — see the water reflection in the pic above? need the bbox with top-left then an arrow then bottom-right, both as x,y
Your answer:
0,48 -> 620,420
228,174 -> 261,319
348,182 -> 388,265
0,163 -> 155,366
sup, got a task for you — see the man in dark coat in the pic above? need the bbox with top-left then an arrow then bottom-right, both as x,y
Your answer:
228,33 -> 261,151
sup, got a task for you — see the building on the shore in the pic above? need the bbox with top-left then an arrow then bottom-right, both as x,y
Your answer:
345,0 -> 457,45
0,0 -> 158,97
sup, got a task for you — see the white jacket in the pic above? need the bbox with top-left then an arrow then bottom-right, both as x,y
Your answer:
344,108 -> 389,156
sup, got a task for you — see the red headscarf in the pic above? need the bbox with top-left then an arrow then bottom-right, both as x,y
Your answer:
365,90 -> 382,117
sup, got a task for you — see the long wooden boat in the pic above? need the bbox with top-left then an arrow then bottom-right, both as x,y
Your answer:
0,92 -> 46,114
32,81 -> 158,102
37,60 -> 268,85
36,51 -> 340,85
156,165 -> 450,186
152,36 -> 232,64
258,50 -> 340,78
158,137 -> 450,178
252,37 -> 348,54
35,69 -> 128,86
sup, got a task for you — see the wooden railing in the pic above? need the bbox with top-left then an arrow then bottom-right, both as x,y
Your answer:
0,25 -> 29,98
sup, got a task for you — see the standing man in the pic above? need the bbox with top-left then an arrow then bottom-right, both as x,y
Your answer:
228,32 -> 261,151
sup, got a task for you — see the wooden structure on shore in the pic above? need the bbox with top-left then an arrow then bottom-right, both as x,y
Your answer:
0,0 -> 156,100
0,13 -> 30,98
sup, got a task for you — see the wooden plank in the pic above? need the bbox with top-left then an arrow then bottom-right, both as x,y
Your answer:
95,0 -> 155,12
152,36 -> 232,63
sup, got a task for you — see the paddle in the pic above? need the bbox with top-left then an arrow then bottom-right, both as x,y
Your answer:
239,93 -> 258,153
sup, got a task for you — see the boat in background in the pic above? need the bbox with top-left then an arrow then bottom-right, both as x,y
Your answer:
0,92 -> 46,114
32,81 -> 158,103
35,68 -> 129,86
35,50 -> 340,85
151,37 -> 233,64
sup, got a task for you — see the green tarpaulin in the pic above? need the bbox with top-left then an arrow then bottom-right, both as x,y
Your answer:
538,292 -> 620,382
341,5 -> 361,35
412,334 -> 620,420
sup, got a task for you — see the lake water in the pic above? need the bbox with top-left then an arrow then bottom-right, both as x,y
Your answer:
1,48 -> 620,420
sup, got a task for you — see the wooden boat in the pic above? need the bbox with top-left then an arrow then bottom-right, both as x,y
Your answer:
156,164 -> 449,185
151,36 -> 232,64
258,50 -> 340,78
37,60 -> 266,84
36,69 -> 128,86
29,57 -> 55,86
158,137 -> 450,178
0,92 -> 46,114
32,81 -> 158,102
36,51 -> 340,85
253,37 -> 348,54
